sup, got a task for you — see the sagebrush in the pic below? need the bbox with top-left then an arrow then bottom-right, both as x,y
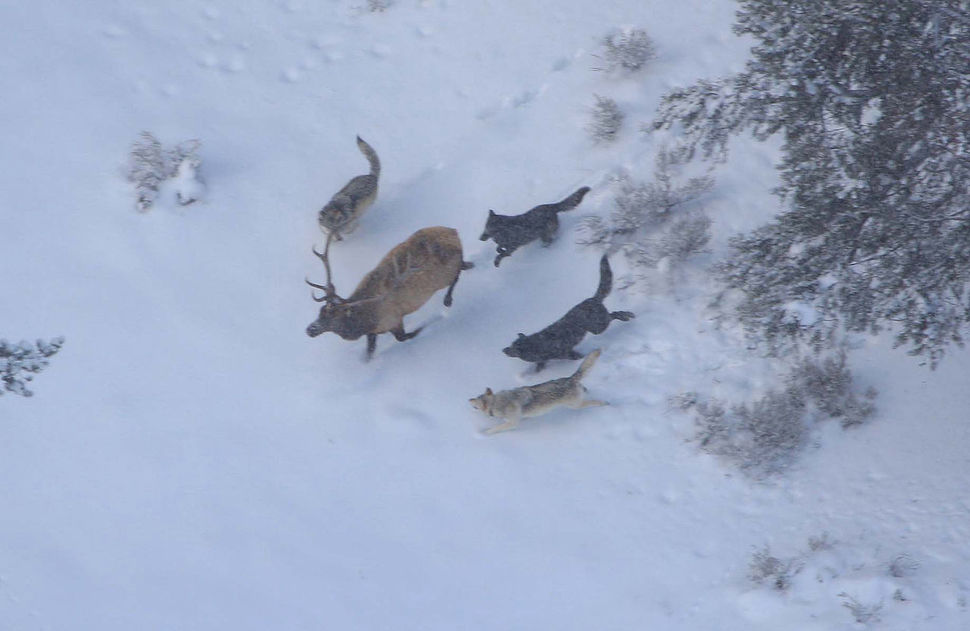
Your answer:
577,147 -> 713,289
676,351 -> 875,477
587,94 -> 624,144
596,27 -> 656,73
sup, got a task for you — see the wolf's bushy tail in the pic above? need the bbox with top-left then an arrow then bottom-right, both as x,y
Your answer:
571,348 -> 602,380
594,254 -> 613,300
553,186 -> 591,213
356,136 -> 381,179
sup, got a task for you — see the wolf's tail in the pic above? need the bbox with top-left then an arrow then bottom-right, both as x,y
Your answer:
356,136 -> 381,179
594,254 -> 613,301
553,186 -> 591,213
571,348 -> 602,381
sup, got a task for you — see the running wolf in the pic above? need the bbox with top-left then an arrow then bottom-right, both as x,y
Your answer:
470,349 -> 606,434
318,136 -> 381,239
479,186 -> 591,267
502,255 -> 634,371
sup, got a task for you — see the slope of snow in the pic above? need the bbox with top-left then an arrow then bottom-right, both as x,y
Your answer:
2,1 -> 968,629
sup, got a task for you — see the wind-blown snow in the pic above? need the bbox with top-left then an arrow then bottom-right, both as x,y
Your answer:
2,1 -> 968,629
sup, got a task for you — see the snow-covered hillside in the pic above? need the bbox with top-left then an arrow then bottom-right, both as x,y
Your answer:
2,1 -> 968,629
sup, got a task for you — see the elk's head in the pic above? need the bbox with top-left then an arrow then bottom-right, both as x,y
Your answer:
306,232 -> 349,338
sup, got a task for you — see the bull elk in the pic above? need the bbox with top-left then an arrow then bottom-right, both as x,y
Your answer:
306,227 -> 474,358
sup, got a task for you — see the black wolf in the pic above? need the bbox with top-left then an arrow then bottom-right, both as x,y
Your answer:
480,186 -> 590,267
503,255 -> 634,371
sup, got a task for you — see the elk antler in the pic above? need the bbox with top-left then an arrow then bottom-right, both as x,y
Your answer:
306,231 -> 345,304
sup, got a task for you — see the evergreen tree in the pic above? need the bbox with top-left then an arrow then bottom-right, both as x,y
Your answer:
1,337 -> 64,397
654,0 -> 970,365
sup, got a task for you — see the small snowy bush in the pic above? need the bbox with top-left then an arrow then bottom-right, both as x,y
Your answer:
126,131 -> 204,211
596,27 -> 656,73
748,545 -> 802,591
839,592 -> 883,625
1,337 -> 65,397
677,352 -> 875,477
587,94 -> 624,144
577,147 -> 713,289
367,0 -> 393,11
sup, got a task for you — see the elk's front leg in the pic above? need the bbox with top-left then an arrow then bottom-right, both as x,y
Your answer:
365,333 -> 377,359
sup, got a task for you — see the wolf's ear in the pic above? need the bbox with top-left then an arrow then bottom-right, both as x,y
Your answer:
485,387 -> 493,395
517,333 -> 526,339
488,209 -> 496,216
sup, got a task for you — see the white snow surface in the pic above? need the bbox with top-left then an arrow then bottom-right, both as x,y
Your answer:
2,1 -> 969,629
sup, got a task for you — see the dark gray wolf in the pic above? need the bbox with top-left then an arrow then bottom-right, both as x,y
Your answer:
502,255 -> 634,371
479,186 -> 591,267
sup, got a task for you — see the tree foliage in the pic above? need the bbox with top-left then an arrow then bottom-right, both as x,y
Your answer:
654,0 -> 970,365
1,337 -> 64,397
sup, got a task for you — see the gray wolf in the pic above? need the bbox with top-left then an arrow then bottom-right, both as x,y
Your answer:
470,349 -> 606,434
479,186 -> 591,267
502,255 -> 634,371
318,136 -> 381,239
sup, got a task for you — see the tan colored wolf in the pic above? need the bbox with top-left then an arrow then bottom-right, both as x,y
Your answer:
469,349 -> 606,434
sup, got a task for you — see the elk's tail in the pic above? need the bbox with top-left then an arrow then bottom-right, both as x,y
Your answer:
356,136 -> 381,179
594,254 -> 613,301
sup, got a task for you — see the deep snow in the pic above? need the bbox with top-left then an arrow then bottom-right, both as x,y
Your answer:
2,1 -> 968,629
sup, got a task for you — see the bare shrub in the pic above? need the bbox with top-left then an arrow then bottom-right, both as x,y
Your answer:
1,337 -> 65,397
596,27 -> 656,73
838,592 -> 883,624
577,147 -> 713,289
787,351 -> 876,428
679,352 -> 875,477
367,0 -> 392,11
587,94 -> 624,144
748,546 -> 802,591
888,553 -> 920,578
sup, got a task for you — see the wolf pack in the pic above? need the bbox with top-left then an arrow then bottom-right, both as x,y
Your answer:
308,137 -> 634,435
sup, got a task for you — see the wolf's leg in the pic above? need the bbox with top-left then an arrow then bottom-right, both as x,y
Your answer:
540,217 -> 559,246
365,333 -> 377,359
610,310 -> 635,321
484,410 -> 521,435
494,246 -> 515,267
576,399 -> 608,408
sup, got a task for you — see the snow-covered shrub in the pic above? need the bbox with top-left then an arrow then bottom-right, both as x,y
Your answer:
677,352 -> 875,477
786,351 -> 876,428
888,553 -> 919,578
839,592 -> 883,625
126,131 -> 204,211
596,27 -> 656,73
1,337 -> 64,397
587,94 -> 624,144
577,147 -> 713,289
748,545 -> 802,591
742,534 -> 941,628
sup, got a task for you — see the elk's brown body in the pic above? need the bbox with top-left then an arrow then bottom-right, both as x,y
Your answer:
306,226 -> 472,357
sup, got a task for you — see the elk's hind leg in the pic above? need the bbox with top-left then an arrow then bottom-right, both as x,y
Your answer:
443,261 -> 474,307
391,324 -> 425,342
